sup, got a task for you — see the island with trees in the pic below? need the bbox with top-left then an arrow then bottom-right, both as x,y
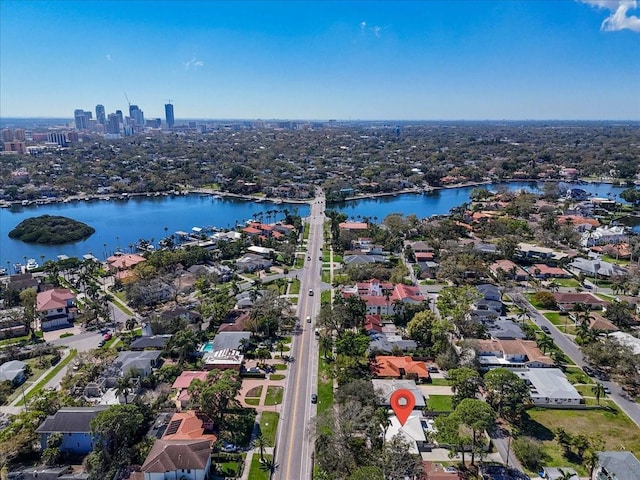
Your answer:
8,215 -> 95,244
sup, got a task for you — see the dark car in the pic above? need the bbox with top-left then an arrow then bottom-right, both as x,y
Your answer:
428,366 -> 439,373
311,394 -> 318,404
541,325 -> 550,334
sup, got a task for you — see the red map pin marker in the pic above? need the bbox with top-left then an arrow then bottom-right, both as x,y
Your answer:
390,389 -> 415,426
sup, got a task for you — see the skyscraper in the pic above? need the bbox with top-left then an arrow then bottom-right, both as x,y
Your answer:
107,113 -> 120,134
165,103 -> 175,127
129,105 -> 144,128
96,104 -> 106,125
115,110 -> 124,125
74,109 -> 89,130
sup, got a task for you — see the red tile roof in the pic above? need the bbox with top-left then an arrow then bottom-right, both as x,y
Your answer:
107,253 -> 146,270
161,411 -> 217,442
371,356 -> 430,379
36,288 -> 75,312
172,371 -> 208,390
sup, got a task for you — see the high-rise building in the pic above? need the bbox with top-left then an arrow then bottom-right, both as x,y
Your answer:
115,110 -> 124,125
74,109 -> 91,130
165,103 -> 175,127
1,129 -> 14,142
129,105 -> 145,128
96,104 -> 106,125
107,113 -> 120,134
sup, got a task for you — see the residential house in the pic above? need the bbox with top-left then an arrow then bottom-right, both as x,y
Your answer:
130,334 -> 173,351
517,243 -> 569,262
210,331 -> 252,352
338,221 -> 368,232
115,350 -> 162,377
386,411 -> 428,454
107,253 -> 146,280
0,308 -> 28,339
371,379 -> 426,408
341,279 -> 424,315
0,360 -> 27,385
529,264 -> 571,279
160,307 -> 202,325
484,319 -> 526,340
542,467 -> 579,480
592,451 -> 640,480
36,288 -> 77,331
569,311 -> 618,333
370,356 -> 430,383
515,368 -> 583,407
8,273 -> 38,292
581,226 -> 627,247
473,339 -> 554,370
161,410 -> 216,443
552,292 -> 609,311
558,215 -> 600,232
235,253 -> 272,273
489,259 -> 529,282
172,371 -> 209,409
35,406 -> 109,455
201,348 -> 244,371
140,439 -> 212,480
608,332 -> 640,355
343,254 -> 386,265
569,257 -> 628,279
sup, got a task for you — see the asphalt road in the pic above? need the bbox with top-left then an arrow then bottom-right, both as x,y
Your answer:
512,292 -> 640,427
275,192 -> 325,480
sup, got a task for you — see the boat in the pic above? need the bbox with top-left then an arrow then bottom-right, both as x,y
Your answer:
25,259 -> 39,271
13,263 -> 23,274
0,267 -> 7,276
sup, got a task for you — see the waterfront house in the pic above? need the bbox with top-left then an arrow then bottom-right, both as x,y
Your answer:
36,288 -> 76,331
35,406 -> 109,455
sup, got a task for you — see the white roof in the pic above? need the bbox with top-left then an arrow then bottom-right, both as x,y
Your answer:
609,332 -> 640,355
516,368 -> 581,401
371,379 -> 426,407
247,246 -> 275,255
385,411 -> 425,454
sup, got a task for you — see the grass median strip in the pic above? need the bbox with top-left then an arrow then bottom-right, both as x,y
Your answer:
18,349 -> 77,406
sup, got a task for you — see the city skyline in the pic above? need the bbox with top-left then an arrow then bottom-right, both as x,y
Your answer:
1,1 -> 639,120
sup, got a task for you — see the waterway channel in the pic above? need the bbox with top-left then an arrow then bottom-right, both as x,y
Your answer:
0,181 -> 631,268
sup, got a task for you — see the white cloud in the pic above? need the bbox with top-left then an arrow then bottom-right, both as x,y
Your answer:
184,54 -> 204,70
106,54 -> 112,61
580,0 -> 640,32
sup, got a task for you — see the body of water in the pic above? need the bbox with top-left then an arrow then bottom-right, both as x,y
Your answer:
0,181 -> 631,269
0,195 -> 308,268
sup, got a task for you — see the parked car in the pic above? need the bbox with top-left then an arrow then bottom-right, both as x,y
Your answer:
311,394 -> 318,404
428,366 -> 439,373
103,333 -> 112,341
221,443 -> 238,453
306,316 -> 311,323
603,386 -> 611,394
541,325 -> 550,334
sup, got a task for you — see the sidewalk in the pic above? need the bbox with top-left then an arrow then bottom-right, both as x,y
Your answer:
0,348 -> 72,415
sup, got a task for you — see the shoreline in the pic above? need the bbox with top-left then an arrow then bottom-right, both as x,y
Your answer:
1,177 -> 632,210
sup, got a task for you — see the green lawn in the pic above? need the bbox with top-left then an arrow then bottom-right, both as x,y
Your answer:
524,404 -> 640,475
427,395 -> 453,411
321,271 -> 332,283
274,363 -> 287,371
317,354 -> 334,414
245,398 -> 260,406
259,412 -> 279,444
320,290 -> 331,305
264,386 -> 283,405
543,312 -> 576,334
18,349 -> 77,406
429,378 -> 452,386
563,367 -> 591,385
247,453 -> 273,480
270,374 -> 285,381
289,278 -> 301,295
213,453 -> 245,478
246,386 -> 263,398
553,278 -> 580,287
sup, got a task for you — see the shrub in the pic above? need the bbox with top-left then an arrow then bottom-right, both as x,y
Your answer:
513,436 -> 545,470
533,291 -> 558,309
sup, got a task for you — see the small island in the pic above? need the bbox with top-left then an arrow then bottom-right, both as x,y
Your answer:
9,215 -> 95,244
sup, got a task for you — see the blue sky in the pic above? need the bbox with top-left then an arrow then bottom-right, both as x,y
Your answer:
1,1 -> 639,120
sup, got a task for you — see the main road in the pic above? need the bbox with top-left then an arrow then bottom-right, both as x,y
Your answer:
274,190 -> 325,480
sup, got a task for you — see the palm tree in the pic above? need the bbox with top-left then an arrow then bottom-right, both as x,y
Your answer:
115,375 -> 133,404
591,383 -> 606,406
276,340 -> 286,358
557,469 -> 575,480
254,434 -> 269,463
536,333 -> 554,354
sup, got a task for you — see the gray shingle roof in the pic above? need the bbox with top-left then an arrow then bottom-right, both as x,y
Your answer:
35,406 -> 109,434
597,451 -> 640,480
